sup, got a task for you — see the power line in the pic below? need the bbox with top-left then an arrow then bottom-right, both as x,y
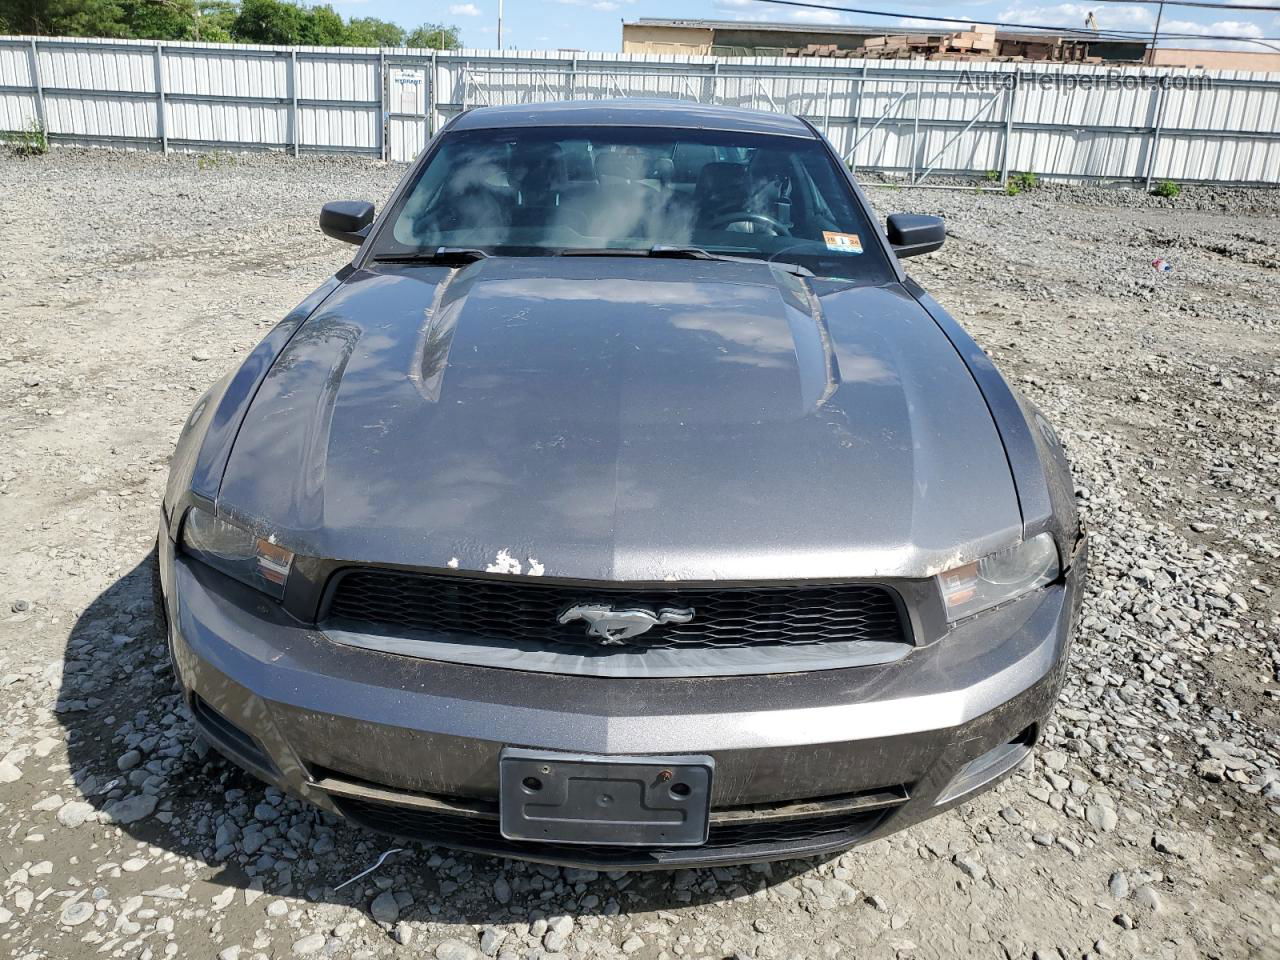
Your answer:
738,0 -> 1280,44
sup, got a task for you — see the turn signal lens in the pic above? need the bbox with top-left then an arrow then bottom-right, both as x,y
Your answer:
180,507 -> 294,600
939,533 -> 1059,622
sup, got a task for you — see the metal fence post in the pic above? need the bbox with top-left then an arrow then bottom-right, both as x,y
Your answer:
911,84 -> 920,183
711,61 -> 719,104
849,63 -> 868,172
568,56 -> 577,100
377,49 -> 387,161
153,43 -> 168,154
289,49 -> 300,157
429,50 -> 438,136
1145,77 -> 1168,191
823,75 -> 833,136
27,39 -> 47,134
1000,73 -> 1018,186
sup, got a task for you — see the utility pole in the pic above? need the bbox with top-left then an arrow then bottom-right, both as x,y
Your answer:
497,0 -> 504,50
1147,0 -> 1165,65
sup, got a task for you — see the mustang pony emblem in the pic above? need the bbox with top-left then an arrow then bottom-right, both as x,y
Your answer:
557,604 -> 695,645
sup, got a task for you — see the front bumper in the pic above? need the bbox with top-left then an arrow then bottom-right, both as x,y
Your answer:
159,532 -> 1087,869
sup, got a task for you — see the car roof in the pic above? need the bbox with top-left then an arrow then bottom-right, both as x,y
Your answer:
449,99 -> 816,138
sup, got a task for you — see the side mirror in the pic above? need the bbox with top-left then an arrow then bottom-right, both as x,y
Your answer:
886,214 -> 945,259
320,201 -> 375,244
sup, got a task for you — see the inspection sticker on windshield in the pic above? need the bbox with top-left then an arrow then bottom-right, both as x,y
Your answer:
822,231 -> 863,254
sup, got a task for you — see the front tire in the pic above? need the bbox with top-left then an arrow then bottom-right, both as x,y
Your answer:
150,539 -> 168,644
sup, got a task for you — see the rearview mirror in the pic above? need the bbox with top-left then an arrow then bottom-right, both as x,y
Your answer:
886,214 -> 946,259
320,201 -> 375,245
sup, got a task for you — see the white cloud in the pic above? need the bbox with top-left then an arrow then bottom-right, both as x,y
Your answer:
897,16 -> 981,31
713,0 -> 849,24
1160,17 -> 1266,49
998,4 -> 1273,51
789,8 -> 843,24
1164,17 -> 1263,36
449,2 -> 481,14
998,3 -> 1154,30
593,1 -> 621,9
712,0 -> 773,19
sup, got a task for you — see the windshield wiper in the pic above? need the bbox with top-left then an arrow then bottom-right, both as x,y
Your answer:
652,245 -> 814,276
372,247 -> 490,265
557,245 -> 813,277
374,245 -> 815,277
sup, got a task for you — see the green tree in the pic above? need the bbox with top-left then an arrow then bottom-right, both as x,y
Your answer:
123,0 -> 200,40
230,0 -> 306,43
2,0 -> 129,35
302,2 -> 345,44
0,0 -> 454,47
406,22 -> 460,49
194,0 -> 236,41
343,15 -> 405,46
1,0 -> 67,34
62,0 -> 130,34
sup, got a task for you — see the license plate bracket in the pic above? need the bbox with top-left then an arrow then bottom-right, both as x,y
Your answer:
499,749 -> 713,847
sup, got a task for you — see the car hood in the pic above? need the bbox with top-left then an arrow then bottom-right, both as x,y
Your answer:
218,257 -> 1021,581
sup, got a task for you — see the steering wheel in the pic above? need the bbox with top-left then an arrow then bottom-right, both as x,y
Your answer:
706,211 -> 791,236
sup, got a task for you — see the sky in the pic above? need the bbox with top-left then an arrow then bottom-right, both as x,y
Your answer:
338,0 -> 1280,54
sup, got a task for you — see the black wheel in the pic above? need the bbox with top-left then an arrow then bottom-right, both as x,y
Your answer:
151,539 -> 181,688
150,539 -> 168,643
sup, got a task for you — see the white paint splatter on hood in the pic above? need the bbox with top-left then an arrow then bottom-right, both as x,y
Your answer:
485,549 -> 522,574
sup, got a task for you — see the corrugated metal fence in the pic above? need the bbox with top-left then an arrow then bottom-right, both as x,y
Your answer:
2,35 -> 1279,186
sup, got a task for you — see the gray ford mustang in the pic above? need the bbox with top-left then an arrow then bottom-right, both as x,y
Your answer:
157,100 -> 1086,868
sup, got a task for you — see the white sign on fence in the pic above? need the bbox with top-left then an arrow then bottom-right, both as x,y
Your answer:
389,67 -> 425,115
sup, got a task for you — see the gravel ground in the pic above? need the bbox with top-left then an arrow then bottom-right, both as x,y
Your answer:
1,149 -> 1278,960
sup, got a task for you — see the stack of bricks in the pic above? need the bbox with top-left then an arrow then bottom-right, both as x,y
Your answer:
789,43 -> 857,57
815,23 -> 1102,64
857,34 -> 939,60
829,24 -> 1100,63
994,37 -> 1095,62
944,25 -> 997,55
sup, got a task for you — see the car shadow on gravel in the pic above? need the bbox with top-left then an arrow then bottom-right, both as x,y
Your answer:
58,557 -> 822,924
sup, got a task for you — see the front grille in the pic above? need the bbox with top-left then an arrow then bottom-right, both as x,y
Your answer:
331,795 -> 891,867
325,570 -> 907,652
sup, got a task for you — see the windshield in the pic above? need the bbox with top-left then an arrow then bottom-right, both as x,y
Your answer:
375,124 -> 894,283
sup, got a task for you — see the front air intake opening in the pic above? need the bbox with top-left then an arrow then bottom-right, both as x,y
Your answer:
189,694 -> 277,775
936,724 -> 1037,806
330,794 -> 892,866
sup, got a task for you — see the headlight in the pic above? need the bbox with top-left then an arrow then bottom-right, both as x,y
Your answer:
180,507 -> 293,600
938,533 -> 1059,622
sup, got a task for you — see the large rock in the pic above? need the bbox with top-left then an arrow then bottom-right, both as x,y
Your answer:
104,794 -> 158,824
57,800 -> 96,828
369,891 -> 400,923
1086,804 -> 1118,832
60,901 -> 95,926
434,939 -> 478,960
292,933 -> 327,956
